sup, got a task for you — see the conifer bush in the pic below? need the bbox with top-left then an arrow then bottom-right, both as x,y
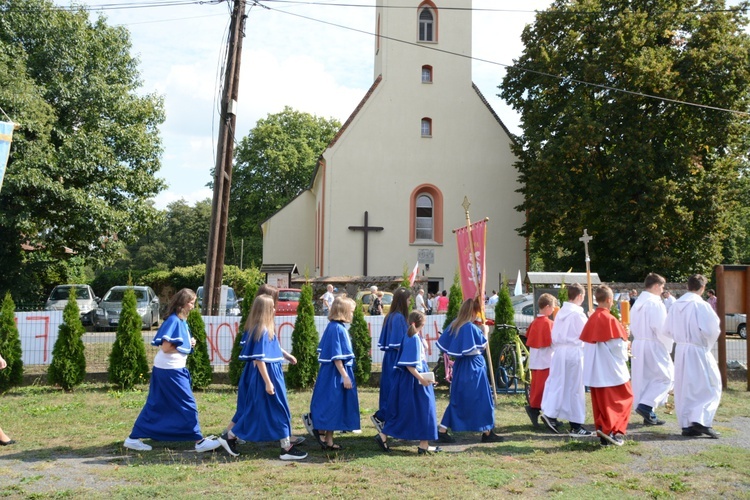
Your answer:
286,283 -> 318,389
48,289 -> 86,390
0,292 -> 23,392
186,309 -> 213,389
108,287 -> 149,389
350,299 -> 371,385
442,270 -> 463,330
490,280 -> 517,379
229,283 -> 258,386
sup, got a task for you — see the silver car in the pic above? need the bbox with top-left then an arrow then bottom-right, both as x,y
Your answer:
725,313 -> 747,339
45,284 -> 99,325
94,286 -> 160,331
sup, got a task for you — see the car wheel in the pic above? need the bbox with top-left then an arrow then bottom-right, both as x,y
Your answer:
738,324 -> 747,340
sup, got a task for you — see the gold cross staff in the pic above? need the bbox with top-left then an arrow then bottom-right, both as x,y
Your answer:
579,229 -> 594,312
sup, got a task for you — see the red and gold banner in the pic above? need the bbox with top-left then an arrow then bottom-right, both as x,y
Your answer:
455,219 -> 487,301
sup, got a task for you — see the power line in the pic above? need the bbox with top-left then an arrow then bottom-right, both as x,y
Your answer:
254,0 -> 750,118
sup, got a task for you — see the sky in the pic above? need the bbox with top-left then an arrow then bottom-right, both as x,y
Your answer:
58,0 -> 554,209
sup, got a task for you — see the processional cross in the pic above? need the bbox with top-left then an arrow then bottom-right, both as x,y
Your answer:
348,211 -> 384,276
579,229 -> 594,312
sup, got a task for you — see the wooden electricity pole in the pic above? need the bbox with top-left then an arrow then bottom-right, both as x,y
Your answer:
203,0 -> 247,315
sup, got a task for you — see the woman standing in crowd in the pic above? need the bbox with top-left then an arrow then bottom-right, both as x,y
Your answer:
124,288 -> 221,453
436,298 -> 502,443
370,288 -> 411,433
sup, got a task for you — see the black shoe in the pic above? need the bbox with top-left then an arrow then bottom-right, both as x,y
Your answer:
541,414 -> 560,434
525,405 -> 540,427
0,439 -> 15,446
279,445 -> 307,461
634,405 -> 652,421
437,431 -> 456,443
643,416 -> 666,426
681,428 -> 702,437
218,432 -> 239,457
374,433 -> 391,453
481,431 -> 504,443
417,446 -> 442,455
599,437 -> 610,446
691,423 -> 720,439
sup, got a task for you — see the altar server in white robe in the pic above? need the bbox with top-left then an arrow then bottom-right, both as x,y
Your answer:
630,273 -> 672,426
540,283 -> 592,436
664,274 -> 721,438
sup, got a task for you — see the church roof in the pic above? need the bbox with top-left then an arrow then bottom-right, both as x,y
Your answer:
471,82 -> 517,145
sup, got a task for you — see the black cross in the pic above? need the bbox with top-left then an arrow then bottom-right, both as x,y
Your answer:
348,211 -> 384,276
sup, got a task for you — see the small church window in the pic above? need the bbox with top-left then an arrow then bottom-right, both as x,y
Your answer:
416,195 -> 433,240
422,65 -> 433,83
418,7 -> 435,42
421,118 -> 432,137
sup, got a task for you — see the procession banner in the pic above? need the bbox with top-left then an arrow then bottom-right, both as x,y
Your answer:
454,219 -> 487,301
0,121 -> 14,193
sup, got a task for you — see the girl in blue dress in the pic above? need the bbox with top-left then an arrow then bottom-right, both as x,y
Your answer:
376,311 -> 441,454
306,296 -> 359,450
124,288 -> 221,453
218,295 -> 307,461
370,287 -> 411,433
436,298 -> 503,443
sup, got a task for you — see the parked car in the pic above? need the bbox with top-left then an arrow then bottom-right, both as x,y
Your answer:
94,286 -> 160,331
356,291 -> 394,316
196,286 -> 241,316
726,313 -> 747,339
485,293 -> 534,330
276,288 -> 301,316
45,284 -> 99,325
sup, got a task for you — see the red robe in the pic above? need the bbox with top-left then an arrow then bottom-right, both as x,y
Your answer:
580,308 -> 633,435
526,316 -> 553,409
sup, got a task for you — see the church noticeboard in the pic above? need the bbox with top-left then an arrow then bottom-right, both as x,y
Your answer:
418,249 -> 434,264
268,273 -> 289,288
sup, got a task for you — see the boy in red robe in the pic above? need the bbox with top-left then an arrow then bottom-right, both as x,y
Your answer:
524,293 -> 556,427
580,285 -> 633,446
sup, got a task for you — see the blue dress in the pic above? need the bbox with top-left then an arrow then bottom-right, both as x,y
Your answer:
231,329 -> 293,442
375,312 -> 407,421
231,330 -> 251,424
310,321 -> 360,431
383,332 -> 438,441
130,314 -> 202,441
436,323 -> 495,432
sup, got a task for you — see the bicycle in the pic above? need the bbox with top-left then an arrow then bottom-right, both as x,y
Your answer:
493,324 -> 530,404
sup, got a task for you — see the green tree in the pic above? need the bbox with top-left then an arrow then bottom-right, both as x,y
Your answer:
229,282 -> 258,386
443,270 -> 463,331
0,0 -> 166,300
501,0 -> 750,281
186,309 -> 213,389
350,300 -> 371,386
286,283 -> 319,389
48,289 -> 86,390
108,287 -> 149,389
229,107 -> 341,266
0,292 -> 23,392
490,281 -> 518,379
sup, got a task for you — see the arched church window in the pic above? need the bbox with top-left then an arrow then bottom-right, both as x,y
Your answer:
409,185 -> 443,245
416,195 -> 434,241
418,4 -> 436,42
421,117 -> 432,137
422,65 -> 433,83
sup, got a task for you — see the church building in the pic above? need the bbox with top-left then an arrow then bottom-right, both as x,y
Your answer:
261,0 -> 526,293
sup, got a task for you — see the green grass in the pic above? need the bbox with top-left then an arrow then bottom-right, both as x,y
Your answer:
0,380 -> 749,498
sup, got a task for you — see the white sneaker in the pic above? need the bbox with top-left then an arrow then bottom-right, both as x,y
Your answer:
302,413 -> 315,437
195,438 -> 221,452
124,438 -> 152,451
279,445 -> 308,461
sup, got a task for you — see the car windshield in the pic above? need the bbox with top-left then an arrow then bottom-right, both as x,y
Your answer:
279,291 -> 301,302
50,286 -> 91,301
104,288 -> 147,302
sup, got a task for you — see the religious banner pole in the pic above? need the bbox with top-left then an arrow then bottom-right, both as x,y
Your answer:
462,196 -> 497,401
579,229 -> 594,312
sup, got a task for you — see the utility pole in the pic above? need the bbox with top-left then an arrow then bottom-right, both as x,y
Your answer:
203,0 -> 247,315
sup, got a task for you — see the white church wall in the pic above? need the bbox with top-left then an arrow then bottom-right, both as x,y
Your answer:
261,190 -> 316,274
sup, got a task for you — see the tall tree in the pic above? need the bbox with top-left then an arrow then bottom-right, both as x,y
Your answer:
229,107 -> 341,266
47,289 -> 87,390
0,0 -> 165,300
0,293 -> 23,392
502,0 -> 750,281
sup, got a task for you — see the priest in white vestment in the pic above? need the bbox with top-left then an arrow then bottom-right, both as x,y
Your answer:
630,273 -> 672,426
663,274 -> 721,438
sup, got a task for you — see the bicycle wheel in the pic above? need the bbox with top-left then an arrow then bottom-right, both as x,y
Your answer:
495,344 -> 518,393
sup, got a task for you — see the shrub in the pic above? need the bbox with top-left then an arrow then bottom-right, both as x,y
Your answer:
48,289 -> 87,390
0,292 -> 23,392
490,280 -> 517,379
443,270 -> 463,331
229,282 -> 258,386
286,283 -> 318,389
108,287 -> 149,389
186,309 -> 213,389
350,300 -> 371,385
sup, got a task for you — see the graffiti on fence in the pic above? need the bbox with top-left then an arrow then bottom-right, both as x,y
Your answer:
15,311 -> 63,365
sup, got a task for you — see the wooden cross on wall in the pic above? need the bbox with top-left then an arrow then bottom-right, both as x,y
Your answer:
348,211 -> 384,276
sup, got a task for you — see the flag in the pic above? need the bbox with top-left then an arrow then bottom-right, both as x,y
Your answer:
0,121 -> 14,194
455,219 -> 487,301
408,261 -> 419,286
514,269 -> 522,296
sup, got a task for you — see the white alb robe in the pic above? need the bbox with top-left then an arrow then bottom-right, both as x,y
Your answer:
541,301 -> 587,423
630,291 -> 673,408
663,292 -> 721,428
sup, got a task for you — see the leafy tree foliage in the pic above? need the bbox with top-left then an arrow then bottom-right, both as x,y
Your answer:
286,283 -> 319,389
0,0 -> 165,300
229,107 -> 341,266
48,289 -> 86,390
186,309 -> 213,389
350,299 -> 371,385
490,281 -> 517,380
443,270 -> 463,330
501,0 -> 750,281
108,288 -> 149,389
0,292 -> 23,391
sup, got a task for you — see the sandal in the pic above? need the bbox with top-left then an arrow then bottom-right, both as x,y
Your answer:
374,433 -> 390,453
324,443 -> 343,451
290,436 -> 306,446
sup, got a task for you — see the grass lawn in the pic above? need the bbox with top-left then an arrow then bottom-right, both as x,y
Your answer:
0,377 -> 749,498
